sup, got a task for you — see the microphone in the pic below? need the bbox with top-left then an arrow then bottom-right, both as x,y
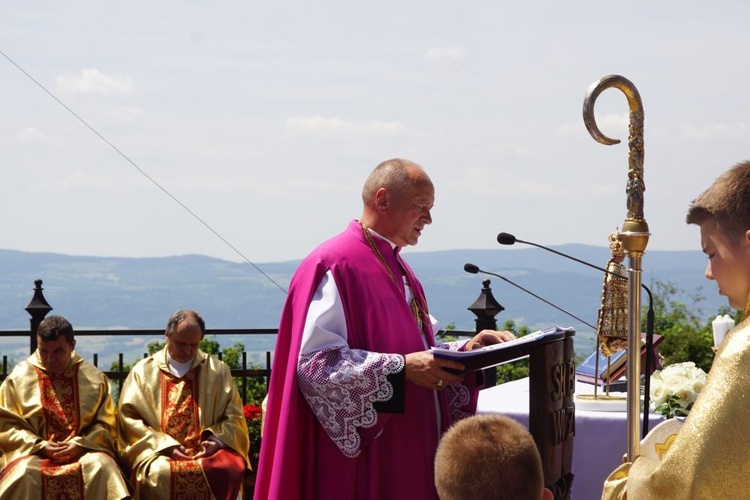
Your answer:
496,231 -> 655,437
497,232 -> 623,277
464,263 -> 596,330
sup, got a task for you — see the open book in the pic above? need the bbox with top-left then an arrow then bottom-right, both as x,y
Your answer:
576,333 -> 664,385
430,325 -> 574,371
575,348 -> 628,384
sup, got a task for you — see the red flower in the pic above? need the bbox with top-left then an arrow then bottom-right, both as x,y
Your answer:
244,403 -> 262,421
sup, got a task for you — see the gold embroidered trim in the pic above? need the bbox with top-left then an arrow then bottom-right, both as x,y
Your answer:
360,222 -> 426,332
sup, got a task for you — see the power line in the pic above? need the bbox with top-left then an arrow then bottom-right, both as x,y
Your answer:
0,49 -> 288,294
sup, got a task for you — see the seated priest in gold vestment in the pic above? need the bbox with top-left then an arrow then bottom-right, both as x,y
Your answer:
602,161 -> 750,499
0,315 -> 130,499
118,309 -> 250,500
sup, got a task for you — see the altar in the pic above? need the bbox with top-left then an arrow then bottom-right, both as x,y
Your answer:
477,377 -> 664,500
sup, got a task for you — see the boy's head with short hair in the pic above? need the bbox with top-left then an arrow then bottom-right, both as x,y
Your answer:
434,414 -> 553,500
686,161 -> 750,312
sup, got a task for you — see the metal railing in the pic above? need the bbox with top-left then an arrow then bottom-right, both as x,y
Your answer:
0,327 -> 276,402
0,278 -> 500,399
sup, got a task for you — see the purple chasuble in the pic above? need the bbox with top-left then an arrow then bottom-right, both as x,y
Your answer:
254,220 -> 480,500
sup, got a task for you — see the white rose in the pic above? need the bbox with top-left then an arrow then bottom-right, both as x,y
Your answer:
650,374 -> 667,405
691,378 -> 706,394
689,366 -> 707,383
674,379 -> 697,408
663,370 -> 686,395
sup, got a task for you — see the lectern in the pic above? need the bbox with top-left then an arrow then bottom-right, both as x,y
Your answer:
438,328 -> 576,499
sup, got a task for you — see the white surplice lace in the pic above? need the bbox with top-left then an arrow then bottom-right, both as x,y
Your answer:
298,345 -> 404,457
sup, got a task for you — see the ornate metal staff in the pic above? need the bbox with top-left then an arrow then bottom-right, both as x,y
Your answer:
583,75 -> 649,461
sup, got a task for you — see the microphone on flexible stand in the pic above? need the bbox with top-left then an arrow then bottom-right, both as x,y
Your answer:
497,231 -> 656,438
498,232 -> 623,276
464,263 -> 596,330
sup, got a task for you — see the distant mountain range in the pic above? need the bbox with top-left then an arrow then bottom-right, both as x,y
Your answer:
0,245 -> 722,363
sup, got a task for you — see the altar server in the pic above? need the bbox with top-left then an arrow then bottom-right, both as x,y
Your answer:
602,161 -> 750,499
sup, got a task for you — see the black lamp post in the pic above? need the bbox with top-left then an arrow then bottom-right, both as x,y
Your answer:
25,279 -> 53,354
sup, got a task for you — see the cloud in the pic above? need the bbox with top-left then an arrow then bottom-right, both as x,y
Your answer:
61,172 -> 151,189
424,45 -> 467,63
110,106 -> 146,124
59,170 -> 352,197
493,144 -> 546,161
168,175 -> 352,196
55,68 -> 134,94
579,181 -> 620,196
678,122 -> 750,140
15,126 -> 61,147
286,115 -> 345,134
556,112 -> 629,139
121,336 -> 149,346
285,115 -> 407,138
458,166 -> 565,198
555,121 -> 588,137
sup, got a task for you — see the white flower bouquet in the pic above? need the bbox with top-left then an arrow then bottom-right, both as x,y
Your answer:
650,361 -> 708,419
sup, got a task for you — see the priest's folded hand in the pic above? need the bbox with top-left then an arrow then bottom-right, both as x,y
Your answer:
167,445 -> 192,461
40,441 -> 83,464
193,439 -> 221,459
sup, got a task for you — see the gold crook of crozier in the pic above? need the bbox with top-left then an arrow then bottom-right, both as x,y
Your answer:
582,74 -> 649,240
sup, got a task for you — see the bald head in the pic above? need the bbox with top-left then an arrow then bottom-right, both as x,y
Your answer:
362,159 -> 428,205
360,158 -> 434,247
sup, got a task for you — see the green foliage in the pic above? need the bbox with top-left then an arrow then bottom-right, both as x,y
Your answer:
108,359 -> 133,402
646,280 -> 714,373
645,281 -> 702,333
436,331 -> 459,343
238,374 -> 268,406
502,319 -> 531,336
495,360 -> 529,385
495,319 -> 531,385
199,336 -> 221,355
435,321 -> 459,343
147,339 -> 165,355
654,394 -> 693,419
221,342 -> 243,369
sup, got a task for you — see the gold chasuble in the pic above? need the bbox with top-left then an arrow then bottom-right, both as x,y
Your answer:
118,348 -> 250,500
602,301 -> 750,500
0,352 -> 130,499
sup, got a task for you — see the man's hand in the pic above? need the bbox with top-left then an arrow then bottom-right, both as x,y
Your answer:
404,351 -> 466,390
193,439 -> 221,459
39,441 -> 64,460
464,329 -> 516,351
167,445 -> 193,461
39,441 -> 84,464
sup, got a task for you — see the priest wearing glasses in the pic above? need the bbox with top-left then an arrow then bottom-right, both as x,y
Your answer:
255,158 -> 514,499
118,309 -> 250,500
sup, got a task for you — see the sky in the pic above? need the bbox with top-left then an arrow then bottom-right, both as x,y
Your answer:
2,1 -> 749,267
